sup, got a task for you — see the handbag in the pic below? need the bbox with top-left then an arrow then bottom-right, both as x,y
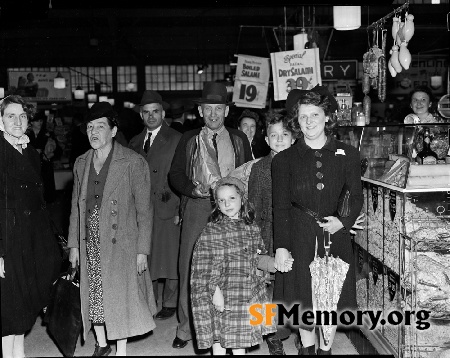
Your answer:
48,217 -> 70,263
43,267 -> 82,357
337,184 -> 350,218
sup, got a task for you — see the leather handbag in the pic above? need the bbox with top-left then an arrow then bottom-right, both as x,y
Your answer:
337,184 -> 350,218
43,267 -> 82,357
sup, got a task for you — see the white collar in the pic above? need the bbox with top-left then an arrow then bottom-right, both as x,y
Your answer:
145,124 -> 162,141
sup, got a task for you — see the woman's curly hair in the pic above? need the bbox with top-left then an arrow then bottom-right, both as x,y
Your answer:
287,91 -> 337,137
0,95 -> 36,119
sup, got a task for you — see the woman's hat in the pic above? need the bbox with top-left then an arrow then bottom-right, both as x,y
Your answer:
286,84 -> 339,113
194,82 -> 234,105
238,109 -> 259,123
81,102 -> 118,134
133,90 -> 169,113
167,100 -> 192,119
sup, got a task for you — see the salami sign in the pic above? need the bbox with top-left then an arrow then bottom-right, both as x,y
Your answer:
270,48 -> 322,101
232,54 -> 270,109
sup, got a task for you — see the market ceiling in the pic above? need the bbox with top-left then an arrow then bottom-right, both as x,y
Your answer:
1,2 -> 448,67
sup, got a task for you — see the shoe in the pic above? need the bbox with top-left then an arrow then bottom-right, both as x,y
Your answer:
172,336 -> 188,349
155,307 -> 177,320
298,345 -> 316,355
92,343 -> 112,356
267,336 -> 286,355
317,348 -> 332,355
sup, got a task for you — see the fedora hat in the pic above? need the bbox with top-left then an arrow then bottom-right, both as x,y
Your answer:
286,85 -> 339,113
194,82 -> 234,105
81,101 -> 118,134
133,90 -> 169,113
167,100 -> 192,118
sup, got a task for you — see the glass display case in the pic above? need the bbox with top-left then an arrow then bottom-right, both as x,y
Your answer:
353,124 -> 450,358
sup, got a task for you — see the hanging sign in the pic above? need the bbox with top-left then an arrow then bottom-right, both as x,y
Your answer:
7,71 -> 72,102
389,190 -> 397,222
232,54 -> 270,109
371,185 -> 379,213
270,48 -> 322,101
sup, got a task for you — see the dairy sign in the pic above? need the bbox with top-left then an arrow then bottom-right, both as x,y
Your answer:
270,48 -> 322,101
232,54 -> 270,108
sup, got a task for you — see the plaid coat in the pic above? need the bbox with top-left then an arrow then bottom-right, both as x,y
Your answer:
191,217 -> 276,349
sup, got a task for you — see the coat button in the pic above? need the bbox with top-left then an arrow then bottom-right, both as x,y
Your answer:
95,195 -> 100,199
153,169 -> 157,173
94,181 -> 99,185
20,184 -> 27,189
112,238 -> 116,244
112,224 -> 118,230
111,210 -> 117,216
316,183 -> 324,190
111,200 -> 117,205
24,210 -> 31,216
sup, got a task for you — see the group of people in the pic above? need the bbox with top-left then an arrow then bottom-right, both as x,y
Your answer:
3,81 -> 436,357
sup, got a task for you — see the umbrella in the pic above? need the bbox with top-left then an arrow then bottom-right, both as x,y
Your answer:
309,231 -> 349,345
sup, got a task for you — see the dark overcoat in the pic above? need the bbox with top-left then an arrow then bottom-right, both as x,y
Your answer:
0,133 -> 61,336
67,142 -> 157,340
272,137 -> 363,322
129,122 -> 182,280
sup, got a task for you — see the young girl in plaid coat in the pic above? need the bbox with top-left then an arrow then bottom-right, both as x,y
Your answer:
190,177 -> 293,355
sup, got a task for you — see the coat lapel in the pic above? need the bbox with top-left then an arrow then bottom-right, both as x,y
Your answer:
102,143 -> 128,203
148,123 -> 169,159
77,150 -> 93,210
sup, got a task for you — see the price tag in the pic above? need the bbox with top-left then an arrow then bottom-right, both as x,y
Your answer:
232,80 -> 268,108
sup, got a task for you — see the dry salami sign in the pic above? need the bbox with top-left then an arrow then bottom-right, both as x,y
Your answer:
270,48 -> 322,101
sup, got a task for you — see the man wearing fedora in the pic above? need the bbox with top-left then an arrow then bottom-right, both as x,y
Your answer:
129,91 -> 183,322
169,100 -> 191,134
169,82 -> 252,349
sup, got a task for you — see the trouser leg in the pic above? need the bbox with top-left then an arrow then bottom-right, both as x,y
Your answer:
162,278 -> 178,308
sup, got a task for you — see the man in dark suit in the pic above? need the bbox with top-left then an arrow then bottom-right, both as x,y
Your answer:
169,100 -> 191,134
129,91 -> 182,321
169,82 -> 253,349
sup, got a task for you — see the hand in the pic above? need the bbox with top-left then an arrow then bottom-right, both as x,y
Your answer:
284,253 -> 295,272
137,254 -> 147,275
69,248 -> 79,269
274,248 -> 290,272
350,213 -> 365,235
192,181 -> 210,198
212,286 -> 225,313
317,216 -> 344,235
173,215 -> 180,226
0,257 -> 5,278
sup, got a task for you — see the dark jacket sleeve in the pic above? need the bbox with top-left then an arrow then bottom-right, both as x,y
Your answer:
248,162 -> 263,229
339,145 -> 364,232
169,130 -> 198,197
272,151 -> 292,252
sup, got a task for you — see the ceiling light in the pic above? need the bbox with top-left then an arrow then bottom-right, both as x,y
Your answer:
197,64 -> 208,74
333,6 -> 361,31
126,81 -> 135,92
0,87 -> 4,99
54,72 -> 66,89
74,86 -> 85,100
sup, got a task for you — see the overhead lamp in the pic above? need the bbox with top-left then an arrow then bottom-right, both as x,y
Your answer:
99,95 -> 108,102
107,98 -> 115,106
74,86 -> 85,100
88,102 -> 95,108
87,91 -> 98,102
54,71 -> 66,89
197,65 -> 208,74
0,87 -> 4,99
333,6 -> 361,31
125,81 -> 135,92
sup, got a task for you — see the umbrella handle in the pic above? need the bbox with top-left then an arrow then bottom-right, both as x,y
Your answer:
323,229 -> 331,258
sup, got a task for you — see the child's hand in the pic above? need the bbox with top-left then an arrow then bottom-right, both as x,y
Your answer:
213,286 -> 225,313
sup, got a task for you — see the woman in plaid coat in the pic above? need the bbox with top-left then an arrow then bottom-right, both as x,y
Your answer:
190,177 -> 293,355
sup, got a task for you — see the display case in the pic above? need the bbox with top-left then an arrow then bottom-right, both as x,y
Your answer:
353,124 -> 450,358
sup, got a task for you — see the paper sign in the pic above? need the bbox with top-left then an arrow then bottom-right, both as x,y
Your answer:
270,48 -> 322,101
232,54 -> 270,108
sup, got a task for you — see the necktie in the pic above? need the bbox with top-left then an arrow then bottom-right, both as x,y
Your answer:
144,132 -> 152,154
212,133 -> 218,159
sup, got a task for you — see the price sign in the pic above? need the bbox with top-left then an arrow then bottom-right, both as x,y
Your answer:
232,80 -> 268,108
232,54 -> 270,109
270,48 -> 322,101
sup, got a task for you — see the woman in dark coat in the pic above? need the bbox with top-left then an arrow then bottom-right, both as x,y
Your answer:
272,87 -> 363,355
0,95 -> 61,358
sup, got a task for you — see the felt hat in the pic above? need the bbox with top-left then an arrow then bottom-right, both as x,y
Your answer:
81,102 -> 118,134
194,82 -> 233,105
285,84 -> 339,114
167,100 -> 192,118
133,90 -> 169,113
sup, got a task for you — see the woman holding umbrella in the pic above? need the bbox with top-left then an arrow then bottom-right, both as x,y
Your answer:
272,86 -> 363,355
